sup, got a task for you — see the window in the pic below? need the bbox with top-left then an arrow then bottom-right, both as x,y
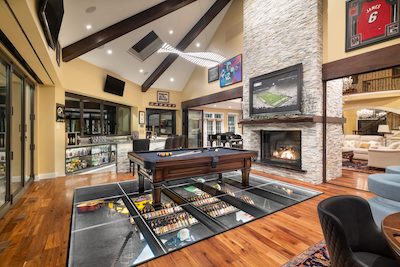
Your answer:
206,120 -> 214,135
146,109 -> 176,136
228,115 -> 236,133
65,93 -> 131,136
204,113 -> 223,134
216,121 -> 222,134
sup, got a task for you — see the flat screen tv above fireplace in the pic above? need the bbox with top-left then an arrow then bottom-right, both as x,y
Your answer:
249,64 -> 302,115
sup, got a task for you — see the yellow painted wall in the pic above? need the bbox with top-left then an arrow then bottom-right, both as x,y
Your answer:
343,110 -> 357,135
181,0 -> 243,101
323,0 -> 400,63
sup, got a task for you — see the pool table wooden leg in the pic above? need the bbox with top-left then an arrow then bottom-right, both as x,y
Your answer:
242,168 -> 250,186
152,187 -> 162,207
138,165 -> 144,193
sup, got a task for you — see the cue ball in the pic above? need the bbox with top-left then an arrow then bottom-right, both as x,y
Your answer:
215,148 -> 219,152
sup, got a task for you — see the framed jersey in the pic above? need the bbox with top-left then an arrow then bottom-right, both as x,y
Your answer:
346,0 -> 400,51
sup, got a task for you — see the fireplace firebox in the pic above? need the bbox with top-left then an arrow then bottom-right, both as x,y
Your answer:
260,130 -> 302,170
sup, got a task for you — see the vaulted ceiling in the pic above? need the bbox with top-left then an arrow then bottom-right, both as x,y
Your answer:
59,0 -> 232,91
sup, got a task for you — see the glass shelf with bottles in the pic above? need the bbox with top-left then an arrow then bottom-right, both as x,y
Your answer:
65,144 -> 116,174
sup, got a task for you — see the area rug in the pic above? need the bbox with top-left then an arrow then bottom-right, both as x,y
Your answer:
282,240 -> 330,267
342,159 -> 384,174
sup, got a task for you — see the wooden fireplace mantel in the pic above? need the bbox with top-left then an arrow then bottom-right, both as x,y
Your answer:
239,115 -> 345,125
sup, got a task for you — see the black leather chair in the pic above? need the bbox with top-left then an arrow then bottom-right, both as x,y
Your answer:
172,136 -> 181,149
179,135 -> 186,148
318,195 -> 400,267
129,139 -> 150,173
164,137 -> 174,150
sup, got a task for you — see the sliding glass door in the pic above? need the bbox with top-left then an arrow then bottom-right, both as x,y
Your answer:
0,57 -> 35,213
0,61 -> 7,207
11,73 -> 23,194
187,110 -> 203,148
24,83 -> 34,183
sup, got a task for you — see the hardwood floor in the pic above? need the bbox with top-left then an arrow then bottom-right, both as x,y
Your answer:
0,170 -> 373,267
327,169 -> 370,191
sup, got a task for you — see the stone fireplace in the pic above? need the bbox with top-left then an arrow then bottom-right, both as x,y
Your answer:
242,0 -> 343,184
260,130 -> 301,170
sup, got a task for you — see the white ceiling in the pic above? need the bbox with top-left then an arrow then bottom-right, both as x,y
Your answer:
59,0 -> 231,91
199,98 -> 242,110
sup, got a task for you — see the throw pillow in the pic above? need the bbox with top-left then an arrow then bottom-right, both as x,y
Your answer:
368,141 -> 380,148
359,142 -> 370,149
389,142 -> 400,149
344,140 -> 356,148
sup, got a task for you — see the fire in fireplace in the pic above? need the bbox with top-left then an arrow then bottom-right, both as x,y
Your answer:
260,130 -> 302,170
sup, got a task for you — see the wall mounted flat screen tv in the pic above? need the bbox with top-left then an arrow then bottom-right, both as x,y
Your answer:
39,0 -> 64,50
249,64 -> 303,115
104,75 -> 125,96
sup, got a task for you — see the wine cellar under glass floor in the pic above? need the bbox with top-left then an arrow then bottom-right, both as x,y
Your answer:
68,172 -> 321,266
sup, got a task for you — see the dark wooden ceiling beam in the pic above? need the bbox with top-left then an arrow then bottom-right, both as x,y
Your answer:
141,0 -> 231,92
62,0 -> 197,62
322,43 -> 400,81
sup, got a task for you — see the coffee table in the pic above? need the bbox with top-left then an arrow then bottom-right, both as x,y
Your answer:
382,212 -> 400,261
342,150 -> 354,163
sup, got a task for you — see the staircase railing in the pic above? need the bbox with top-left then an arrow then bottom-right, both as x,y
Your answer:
343,75 -> 400,95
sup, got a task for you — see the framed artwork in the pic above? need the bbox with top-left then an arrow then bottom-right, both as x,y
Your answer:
157,91 -> 169,103
56,103 -> 65,122
139,111 -> 145,124
249,64 -> 303,115
346,0 -> 400,51
208,66 -> 219,83
219,54 -> 242,87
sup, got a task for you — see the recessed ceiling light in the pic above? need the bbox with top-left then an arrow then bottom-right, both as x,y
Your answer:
107,49 -> 113,55
196,42 -> 200,48
85,6 -> 96,13
139,69 -> 144,73
213,104 -> 217,107
169,30 -> 174,35
228,106 -> 232,109
170,77 -> 174,82
86,24 -> 92,30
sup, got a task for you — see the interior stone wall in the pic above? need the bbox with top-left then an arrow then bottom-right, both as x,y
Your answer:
326,79 -> 344,181
242,0 -> 342,184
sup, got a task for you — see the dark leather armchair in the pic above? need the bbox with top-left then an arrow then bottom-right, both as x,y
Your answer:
172,136 -> 181,149
129,139 -> 150,173
318,195 -> 400,267
179,135 -> 186,148
164,137 -> 174,150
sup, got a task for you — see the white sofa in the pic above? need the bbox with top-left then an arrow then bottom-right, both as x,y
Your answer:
368,142 -> 400,168
342,135 -> 384,160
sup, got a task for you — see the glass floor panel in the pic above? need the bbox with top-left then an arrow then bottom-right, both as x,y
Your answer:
147,209 -> 215,252
74,183 -> 124,203
70,219 -> 161,267
257,181 -> 320,202
224,187 -> 289,214
72,196 -> 136,231
129,191 -> 187,220
197,197 -> 255,228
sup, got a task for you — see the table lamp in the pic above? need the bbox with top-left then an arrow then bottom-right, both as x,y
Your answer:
378,124 -> 391,146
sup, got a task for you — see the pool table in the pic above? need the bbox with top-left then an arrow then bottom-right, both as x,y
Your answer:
128,147 -> 258,204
